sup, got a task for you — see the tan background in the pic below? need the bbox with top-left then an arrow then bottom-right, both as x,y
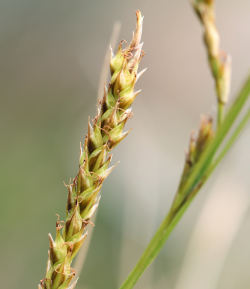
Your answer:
1,0 -> 250,288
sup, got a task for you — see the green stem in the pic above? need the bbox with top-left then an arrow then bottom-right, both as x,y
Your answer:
173,73 -> 250,211
119,74 -> 250,289
119,189 -> 199,289
217,101 -> 224,130
208,108 -> 250,177
119,211 -> 173,289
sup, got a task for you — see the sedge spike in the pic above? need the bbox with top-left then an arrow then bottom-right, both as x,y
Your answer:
191,0 -> 231,128
39,10 -> 145,289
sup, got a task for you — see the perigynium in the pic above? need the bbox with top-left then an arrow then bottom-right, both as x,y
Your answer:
38,10 -> 145,289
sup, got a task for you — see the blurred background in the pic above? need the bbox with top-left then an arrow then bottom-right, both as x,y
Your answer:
1,0 -> 250,288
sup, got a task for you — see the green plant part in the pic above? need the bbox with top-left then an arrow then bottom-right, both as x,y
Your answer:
191,0 -> 231,127
38,10 -> 145,289
119,2 -> 250,288
178,115 -> 214,193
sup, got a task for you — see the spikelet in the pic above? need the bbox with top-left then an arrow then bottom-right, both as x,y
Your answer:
39,10 -> 145,289
178,115 -> 214,192
191,0 -> 231,105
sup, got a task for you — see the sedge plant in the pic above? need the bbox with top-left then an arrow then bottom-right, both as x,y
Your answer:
38,11 -> 145,289
38,3 -> 250,289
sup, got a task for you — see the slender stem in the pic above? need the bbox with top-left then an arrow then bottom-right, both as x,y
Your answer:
119,191 -> 198,289
119,109 -> 250,289
217,101 -> 224,130
208,109 -> 250,177
119,74 -> 250,289
173,73 -> 250,211
119,210 -> 173,289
